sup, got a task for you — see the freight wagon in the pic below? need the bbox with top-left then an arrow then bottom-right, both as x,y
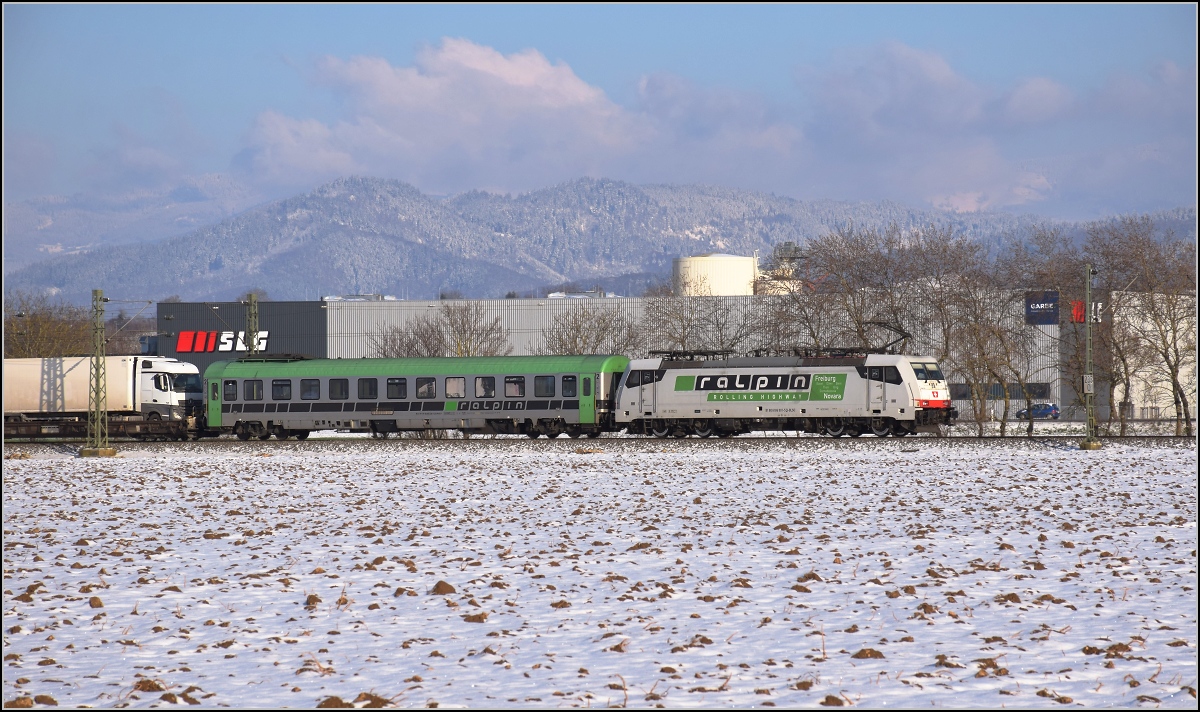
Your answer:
3,357 -> 204,440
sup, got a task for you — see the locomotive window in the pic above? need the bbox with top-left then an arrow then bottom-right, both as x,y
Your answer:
924,363 -> 945,381
445,377 -> 466,399
272,379 -> 292,400
329,378 -> 349,400
416,377 -> 436,399
358,378 -> 378,400
884,366 -> 903,385
535,376 -> 555,398
641,370 -> 656,386
625,370 -> 641,388
504,376 -> 525,398
582,377 -> 592,397
562,375 -> 577,398
244,380 -> 263,401
911,363 -> 928,380
387,378 -> 407,399
301,379 -> 321,400
475,377 -> 495,398
869,367 -> 883,382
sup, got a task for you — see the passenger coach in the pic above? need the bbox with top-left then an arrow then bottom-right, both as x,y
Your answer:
203,355 -> 630,440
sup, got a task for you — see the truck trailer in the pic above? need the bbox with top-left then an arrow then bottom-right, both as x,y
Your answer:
3,356 -> 205,440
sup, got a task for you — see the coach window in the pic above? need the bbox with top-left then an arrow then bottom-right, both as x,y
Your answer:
416,377 -> 436,399
534,376 -> 555,398
884,366 -> 903,385
562,375 -> 577,398
445,377 -> 466,399
475,376 -> 495,398
387,378 -> 407,399
244,379 -> 264,401
272,379 -> 292,400
358,378 -> 378,400
625,370 -> 641,388
329,378 -> 349,400
224,380 -> 238,401
504,376 -> 525,398
301,379 -> 321,400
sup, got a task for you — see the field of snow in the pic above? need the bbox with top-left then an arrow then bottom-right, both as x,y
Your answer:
3,437 -> 1196,708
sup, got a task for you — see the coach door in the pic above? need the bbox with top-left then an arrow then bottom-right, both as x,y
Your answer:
578,374 -> 595,424
867,366 -> 885,415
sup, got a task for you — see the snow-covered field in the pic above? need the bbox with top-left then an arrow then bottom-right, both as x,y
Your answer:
3,438 -> 1196,708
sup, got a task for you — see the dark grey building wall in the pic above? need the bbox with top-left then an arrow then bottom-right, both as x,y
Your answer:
157,301 -> 327,375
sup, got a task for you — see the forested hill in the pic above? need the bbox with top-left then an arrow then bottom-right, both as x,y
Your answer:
6,176 -> 1192,303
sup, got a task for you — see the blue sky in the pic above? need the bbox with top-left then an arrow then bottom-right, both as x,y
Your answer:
3,4 -> 1196,219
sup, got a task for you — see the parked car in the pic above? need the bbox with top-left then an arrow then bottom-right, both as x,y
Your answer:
1016,403 -> 1060,420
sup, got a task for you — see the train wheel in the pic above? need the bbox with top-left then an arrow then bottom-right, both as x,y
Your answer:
566,427 -> 582,439
650,423 -> 671,439
295,431 -> 310,441
692,420 -> 715,438
891,426 -> 910,437
527,431 -> 542,439
824,420 -> 846,438
870,419 -> 891,437
256,426 -> 271,441
235,424 -> 251,441
585,430 -> 601,439
847,426 -> 863,438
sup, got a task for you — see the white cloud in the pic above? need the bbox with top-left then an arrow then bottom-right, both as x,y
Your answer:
1003,77 -> 1074,124
226,38 -> 1194,218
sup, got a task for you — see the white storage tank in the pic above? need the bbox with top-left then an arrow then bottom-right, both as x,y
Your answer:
672,253 -> 759,296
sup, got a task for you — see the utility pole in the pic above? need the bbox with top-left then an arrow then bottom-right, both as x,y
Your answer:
81,289 -> 116,457
247,292 -> 260,356
1080,264 -> 1102,450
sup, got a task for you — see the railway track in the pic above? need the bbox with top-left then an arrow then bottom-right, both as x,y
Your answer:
4,433 -> 1195,453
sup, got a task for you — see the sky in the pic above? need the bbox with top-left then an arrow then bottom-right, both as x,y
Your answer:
3,4 -> 1197,219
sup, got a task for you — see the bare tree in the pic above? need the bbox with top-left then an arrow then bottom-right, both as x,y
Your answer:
641,275 -> 753,354
370,303 -> 512,358
536,304 -> 642,356
4,290 -> 91,358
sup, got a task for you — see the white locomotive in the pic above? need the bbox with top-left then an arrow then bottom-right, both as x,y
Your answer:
613,352 -> 955,437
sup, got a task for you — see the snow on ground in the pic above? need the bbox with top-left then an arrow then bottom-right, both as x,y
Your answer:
3,438 -> 1196,708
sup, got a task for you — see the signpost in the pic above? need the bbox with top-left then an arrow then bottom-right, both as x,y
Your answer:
1080,265 -> 1102,450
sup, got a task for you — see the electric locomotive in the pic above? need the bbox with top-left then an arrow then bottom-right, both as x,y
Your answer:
613,352 -> 955,437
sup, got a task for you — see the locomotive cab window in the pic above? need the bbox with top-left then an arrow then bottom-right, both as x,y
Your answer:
301,379 -> 321,400
562,375 -> 577,398
387,378 -> 407,399
223,380 -> 237,401
912,362 -> 945,381
272,379 -> 292,400
244,380 -> 263,401
534,376 -> 555,398
358,378 -> 378,400
329,378 -> 349,400
505,376 -> 525,398
641,370 -> 659,386
884,366 -> 903,385
869,367 -> 884,382
416,377 -> 436,399
625,370 -> 641,388
445,377 -> 466,399
475,377 -> 495,398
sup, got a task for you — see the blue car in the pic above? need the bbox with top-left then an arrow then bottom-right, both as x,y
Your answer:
1017,403 -> 1060,420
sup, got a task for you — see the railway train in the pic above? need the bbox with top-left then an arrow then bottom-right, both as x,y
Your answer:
200,351 -> 956,440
